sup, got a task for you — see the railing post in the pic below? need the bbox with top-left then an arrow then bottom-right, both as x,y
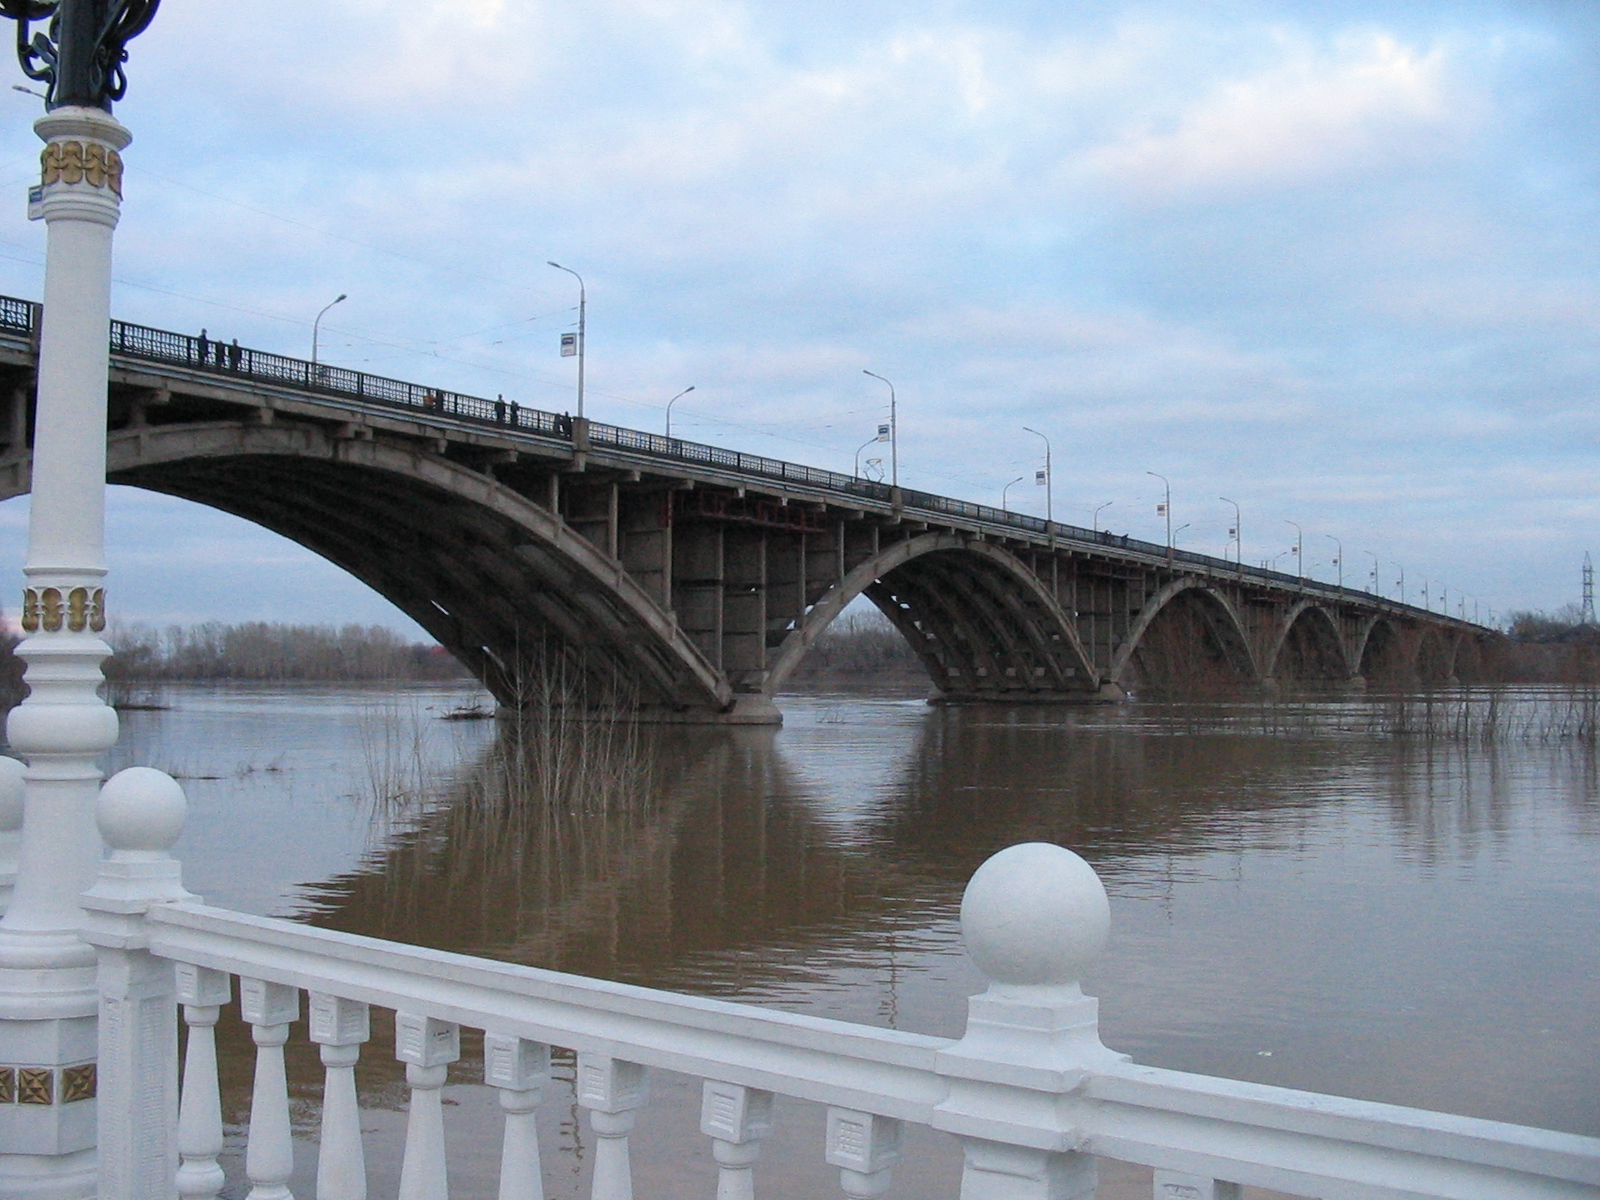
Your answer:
1153,1171 -> 1241,1200
241,978 -> 301,1200
576,1054 -> 647,1200
175,964 -> 231,1200
310,993 -> 371,1200
80,767 -> 194,1200
395,1012 -> 460,1200
931,842 -> 1126,1200
700,1081 -> 773,1200
485,1034 -> 550,1200
824,1108 -> 900,1199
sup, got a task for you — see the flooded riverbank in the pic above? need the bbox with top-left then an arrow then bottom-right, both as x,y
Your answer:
49,683 -> 1600,1196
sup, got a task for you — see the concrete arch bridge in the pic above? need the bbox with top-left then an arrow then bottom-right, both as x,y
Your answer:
0,297 -> 1488,723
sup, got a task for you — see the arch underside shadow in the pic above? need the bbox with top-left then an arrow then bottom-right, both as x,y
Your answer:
0,424 -> 732,713
1273,603 -> 1353,684
765,532 -> 1101,702
1114,581 -> 1259,694
1357,617 -> 1410,686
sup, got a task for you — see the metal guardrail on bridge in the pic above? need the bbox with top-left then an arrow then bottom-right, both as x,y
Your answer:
0,296 -> 1474,626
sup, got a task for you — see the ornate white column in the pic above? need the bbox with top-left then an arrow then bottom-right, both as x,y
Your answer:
0,104 -> 130,1200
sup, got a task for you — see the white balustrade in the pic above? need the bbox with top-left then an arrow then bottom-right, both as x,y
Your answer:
174,964 -> 231,1200
309,993 -> 370,1200
700,1081 -> 773,1200
577,1054 -> 649,1200
75,781 -> 1600,1200
826,1107 -> 901,1199
395,1012 -> 460,1200
485,1033 -> 550,1200
241,978 -> 300,1200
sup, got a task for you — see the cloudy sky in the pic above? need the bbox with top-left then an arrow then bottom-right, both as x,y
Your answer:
0,0 -> 1596,632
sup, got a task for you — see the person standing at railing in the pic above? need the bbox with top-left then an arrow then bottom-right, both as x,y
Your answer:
510,400 -> 520,428
229,338 -> 241,370
197,326 -> 208,365
495,395 -> 506,424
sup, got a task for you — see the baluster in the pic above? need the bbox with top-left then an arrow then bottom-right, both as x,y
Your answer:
241,978 -> 301,1200
575,1054 -> 649,1200
176,965 -> 232,1200
485,1034 -> 551,1200
394,1011 -> 460,1200
1153,1172 -> 1241,1200
700,1081 -> 773,1200
309,993 -> 371,1200
824,1108 -> 901,1200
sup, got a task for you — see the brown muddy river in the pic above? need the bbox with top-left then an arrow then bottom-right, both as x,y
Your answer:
90,684 -> 1600,1198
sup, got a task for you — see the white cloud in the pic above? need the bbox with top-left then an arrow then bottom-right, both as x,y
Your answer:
1082,31 -> 1463,199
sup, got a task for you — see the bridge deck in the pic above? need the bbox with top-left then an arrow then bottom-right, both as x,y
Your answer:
0,292 -> 1473,633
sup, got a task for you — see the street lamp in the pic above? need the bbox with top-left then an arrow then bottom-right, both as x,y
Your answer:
1364,550 -> 1379,596
0,2 -> 161,1193
664,385 -> 694,439
311,292 -> 347,366
1146,471 -> 1172,559
1093,501 -> 1113,533
1023,426 -> 1051,530
1220,496 -> 1241,566
1002,475 -> 1025,513
1286,520 -> 1303,580
1392,562 -> 1406,605
863,370 -> 897,488
548,261 -> 587,420
1325,534 -> 1342,591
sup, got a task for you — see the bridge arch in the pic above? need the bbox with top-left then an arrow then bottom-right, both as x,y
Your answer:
0,421 -> 732,713
765,533 -> 1099,700
1109,577 -> 1259,688
1269,600 -> 1355,683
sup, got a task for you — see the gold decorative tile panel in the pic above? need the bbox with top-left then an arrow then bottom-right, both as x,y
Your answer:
61,1063 -> 96,1103
18,1067 -> 53,1105
0,1067 -> 13,1103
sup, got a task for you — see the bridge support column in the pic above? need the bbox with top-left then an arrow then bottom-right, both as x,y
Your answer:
0,106 -> 133,1200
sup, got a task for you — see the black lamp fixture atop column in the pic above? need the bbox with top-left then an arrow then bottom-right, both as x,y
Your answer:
1,0 -> 160,110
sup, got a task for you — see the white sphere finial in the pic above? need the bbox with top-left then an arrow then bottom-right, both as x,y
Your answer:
97,767 -> 186,855
960,842 -> 1110,988
0,757 -> 23,834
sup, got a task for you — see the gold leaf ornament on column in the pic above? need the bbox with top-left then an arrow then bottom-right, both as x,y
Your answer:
40,141 -> 124,198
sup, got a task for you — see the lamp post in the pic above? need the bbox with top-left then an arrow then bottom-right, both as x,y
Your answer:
863,370 -> 897,488
1285,520 -> 1303,581
1325,534 -> 1342,591
548,261 -> 586,420
664,385 -> 694,439
1364,550 -> 1379,596
1220,496 -> 1241,567
311,291 -> 346,366
1093,500 -> 1112,533
1392,562 -> 1405,605
1002,475 -> 1025,513
0,2 -> 161,1193
1146,471 -> 1171,561
1022,426 -> 1051,531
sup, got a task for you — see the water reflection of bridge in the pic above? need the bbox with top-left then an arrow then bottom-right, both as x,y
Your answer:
291,698 -> 1554,992
0,298 -> 1487,722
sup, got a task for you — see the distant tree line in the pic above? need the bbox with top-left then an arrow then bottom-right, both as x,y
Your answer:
101,622 -> 470,683
0,621 -> 467,705
780,610 -> 925,691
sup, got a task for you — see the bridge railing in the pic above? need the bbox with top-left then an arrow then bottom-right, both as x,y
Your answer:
83,771 -> 1597,1200
0,296 -> 1469,625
